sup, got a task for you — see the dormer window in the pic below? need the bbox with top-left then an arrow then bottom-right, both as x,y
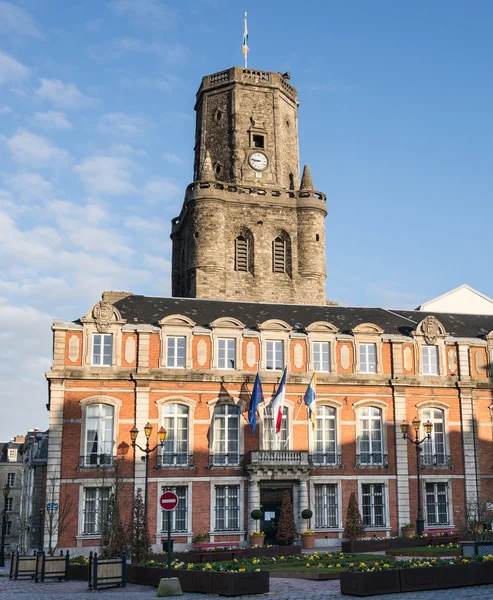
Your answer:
167,336 -> 186,368
422,345 -> 439,375
7,449 -> 17,462
92,334 -> 113,366
359,343 -> 377,374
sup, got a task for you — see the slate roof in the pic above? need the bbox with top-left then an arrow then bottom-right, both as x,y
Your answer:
113,296 -> 493,340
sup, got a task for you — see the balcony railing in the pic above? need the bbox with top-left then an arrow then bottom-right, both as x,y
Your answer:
78,454 -> 116,469
250,450 -> 309,466
420,454 -> 452,468
157,453 -> 194,469
209,453 -> 243,467
309,453 -> 343,467
355,453 -> 389,468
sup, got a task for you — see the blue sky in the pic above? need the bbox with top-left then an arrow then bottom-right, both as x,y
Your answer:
1,0 -> 493,438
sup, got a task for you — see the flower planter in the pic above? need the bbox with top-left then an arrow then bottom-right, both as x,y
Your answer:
67,564 -> 89,581
212,571 -> 269,596
401,527 -> 416,538
340,570 -> 401,596
250,534 -> 265,547
301,534 -> 315,550
399,566 -> 442,592
278,545 -> 301,557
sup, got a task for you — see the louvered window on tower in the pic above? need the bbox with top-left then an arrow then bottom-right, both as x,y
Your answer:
273,237 -> 286,273
235,236 -> 248,272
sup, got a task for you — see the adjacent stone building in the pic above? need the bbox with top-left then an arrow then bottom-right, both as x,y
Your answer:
0,437 -> 24,554
44,67 -> 493,554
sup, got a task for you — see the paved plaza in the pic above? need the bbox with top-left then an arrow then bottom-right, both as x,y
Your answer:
1,575 -> 493,600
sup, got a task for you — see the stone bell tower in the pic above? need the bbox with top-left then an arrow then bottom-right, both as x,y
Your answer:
171,67 -> 328,305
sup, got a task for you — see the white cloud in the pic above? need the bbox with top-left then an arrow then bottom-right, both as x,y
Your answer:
4,172 -> 53,201
141,177 -> 181,203
163,152 -> 185,166
110,0 -> 177,27
124,215 -> 167,233
0,1 -> 43,39
7,130 -> 70,167
143,254 -> 171,271
30,111 -> 72,130
121,73 -> 185,92
0,51 -> 31,85
108,143 -> 148,157
0,104 -> 12,113
35,78 -> 96,109
98,112 -> 147,136
74,155 -> 134,195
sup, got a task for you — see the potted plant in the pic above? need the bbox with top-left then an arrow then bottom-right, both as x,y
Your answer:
250,509 -> 265,546
276,491 -> 298,546
192,533 -> 210,548
301,509 -> 315,549
401,524 -> 416,538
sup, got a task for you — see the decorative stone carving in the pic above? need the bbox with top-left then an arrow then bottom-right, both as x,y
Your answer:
293,343 -> 303,369
340,345 -> 350,370
448,348 -> 458,374
197,339 -> 207,366
403,347 -> 413,371
246,341 -> 256,367
125,336 -> 136,364
68,335 -> 79,363
422,315 -> 441,345
93,301 -> 114,333
475,350 -> 486,375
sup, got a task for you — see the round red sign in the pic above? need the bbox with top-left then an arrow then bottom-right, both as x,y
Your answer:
160,491 -> 179,511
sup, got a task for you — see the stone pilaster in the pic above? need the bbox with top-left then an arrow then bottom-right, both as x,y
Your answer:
44,379 -> 65,551
392,383 -> 410,529
458,344 -> 471,379
247,479 -> 260,534
458,383 -> 480,508
134,382 -> 150,496
52,329 -> 66,370
137,327 -> 151,373
391,342 -> 403,376
298,479 -> 309,533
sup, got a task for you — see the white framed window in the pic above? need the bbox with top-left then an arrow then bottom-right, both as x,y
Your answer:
167,336 -> 186,368
358,407 -> 384,465
263,406 -> 288,450
359,343 -> 377,373
7,449 -> 17,461
361,483 -> 386,527
5,497 -> 13,512
314,483 -> 338,528
92,334 -> 113,366
422,345 -> 439,375
162,404 -> 189,466
312,405 -> 337,464
265,340 -> 284,370
161,485 -> 188,532
425,482 -> 449,525
214,485 -> 240,531
422,408 -> 447,466
313,341 -> 330,372
217,338 -> 236,369
6,473 -> 15,487
84,404 -> 114,466
212,405 -> 240,465
83,487 -> 110,535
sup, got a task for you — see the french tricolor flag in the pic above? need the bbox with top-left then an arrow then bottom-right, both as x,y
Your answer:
270,367 -> 287,434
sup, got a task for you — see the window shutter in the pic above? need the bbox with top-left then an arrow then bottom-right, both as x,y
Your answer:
235,236 -> 248,271
273,237 -> 286,272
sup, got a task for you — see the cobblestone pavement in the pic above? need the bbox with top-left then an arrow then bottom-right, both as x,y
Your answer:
1,576 -> 493,599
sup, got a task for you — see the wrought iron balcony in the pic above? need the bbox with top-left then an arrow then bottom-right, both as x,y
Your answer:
156,453 -> 194,469
78,454 -> 116,469
309,453 -> 343,467
355,453 -> 389,468
250,450 -> 309,466
208,453 -> 243,467
420,454 -> 452,468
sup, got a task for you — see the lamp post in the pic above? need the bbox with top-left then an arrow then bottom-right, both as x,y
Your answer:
129,424 -> 167,519
400,417 -> 433,536
0,484 -> 11,568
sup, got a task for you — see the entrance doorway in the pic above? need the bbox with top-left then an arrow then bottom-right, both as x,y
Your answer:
260,485 -> 293,545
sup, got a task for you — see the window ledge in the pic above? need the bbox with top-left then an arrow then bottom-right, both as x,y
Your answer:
365,527 -> 391,532
213,530 -> 245,536
76,534 -> 101,540
314,527 -> 344,533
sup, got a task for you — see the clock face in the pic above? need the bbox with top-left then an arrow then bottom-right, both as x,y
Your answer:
249,151 -> 268,171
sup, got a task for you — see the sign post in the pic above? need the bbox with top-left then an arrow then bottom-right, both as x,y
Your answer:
160,491 -> 179,579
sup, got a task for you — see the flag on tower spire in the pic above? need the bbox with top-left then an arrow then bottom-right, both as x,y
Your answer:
242,10 -> 249,68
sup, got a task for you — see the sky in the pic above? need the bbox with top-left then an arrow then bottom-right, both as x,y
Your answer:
1,0 -> 493,439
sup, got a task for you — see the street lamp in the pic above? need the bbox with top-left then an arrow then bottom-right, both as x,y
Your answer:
0,484 -> 11,568
129,424 -> 167,518
400,417 -> 433,536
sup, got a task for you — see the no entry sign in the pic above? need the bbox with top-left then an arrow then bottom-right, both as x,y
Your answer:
160,491 -> 179,511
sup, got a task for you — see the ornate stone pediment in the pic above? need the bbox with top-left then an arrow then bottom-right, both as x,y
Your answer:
305,321 -> 338,334
352,323 -> 384,335
158,314 -> 196,328
415,315 -> 446,344
81,301 -> 125,333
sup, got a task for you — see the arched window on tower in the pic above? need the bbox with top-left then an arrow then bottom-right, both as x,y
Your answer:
235,236 -> 248,272
272,237 -> 286,273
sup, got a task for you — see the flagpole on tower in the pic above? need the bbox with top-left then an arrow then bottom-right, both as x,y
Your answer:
242,10 -> 249,68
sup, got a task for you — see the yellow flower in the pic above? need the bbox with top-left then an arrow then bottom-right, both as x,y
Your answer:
306,563 -> 311,568
239,567 -> 246,572
187,564 -> 194,570
150,560 -> 155,563
327,564 -> 332,568
359,562 -> 366,568
336,563 -> 341,568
